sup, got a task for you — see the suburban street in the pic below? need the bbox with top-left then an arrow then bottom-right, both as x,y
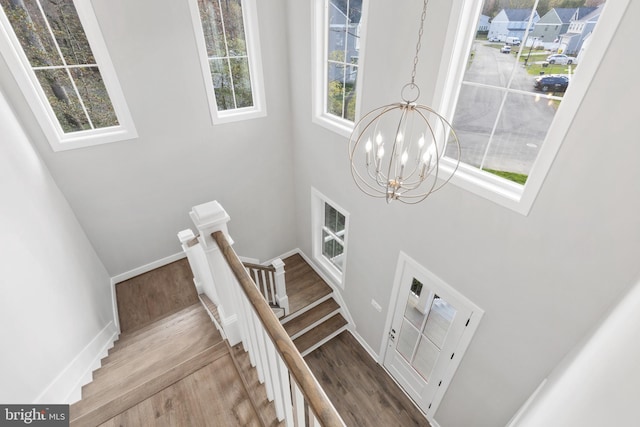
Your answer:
450,41 -> 561,175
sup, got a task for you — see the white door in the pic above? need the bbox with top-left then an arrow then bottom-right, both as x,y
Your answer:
383,255 -> 482,415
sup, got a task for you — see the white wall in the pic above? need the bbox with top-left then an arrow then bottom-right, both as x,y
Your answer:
0,0 -> 297,276
0,86 -> 114,403
287,0 -> 640,426
513,277 -> 640,427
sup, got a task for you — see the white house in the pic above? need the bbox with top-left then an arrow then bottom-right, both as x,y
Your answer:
1,1 -> 639,426
488,8 -> 540,41
558,5 -> 603,55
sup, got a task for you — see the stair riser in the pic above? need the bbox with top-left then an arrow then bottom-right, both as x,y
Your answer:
289,310 -> 341,340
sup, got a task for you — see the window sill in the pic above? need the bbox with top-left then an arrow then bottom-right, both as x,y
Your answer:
312,113 -> 354,139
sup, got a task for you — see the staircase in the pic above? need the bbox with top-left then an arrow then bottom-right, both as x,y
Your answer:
280,254 -> 349,357
69,260 -> 282,427
70,252 -> 347,426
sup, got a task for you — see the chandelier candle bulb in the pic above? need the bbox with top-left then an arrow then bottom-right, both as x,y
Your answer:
347,0 -> 460,204
376,146 -> 385,172
365,139 -> 372,166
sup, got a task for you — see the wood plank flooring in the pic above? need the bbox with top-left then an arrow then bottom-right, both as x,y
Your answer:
305,331 -> 430,427
282,254 -> 332,315
98,354 -> 261,427
116,258 -> 200,332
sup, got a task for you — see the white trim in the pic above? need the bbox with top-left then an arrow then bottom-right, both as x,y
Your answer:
347,329 -> 379,362
295,248 -> 355,327
187,0 -> 266,125
290,308 -> 341,340
381,251 -> 484,419
310,188 -> 350,289
311,0 -> 368,137
263,248 -> 300,266
280,293 -> 333,325
110,278 -> 121,333
34,321 -> 118,404
432,0 -> 630,216
0,0 -> 137,151
506,379 -> 548,426
111,251 -> 186,285
300,324 -> 349,357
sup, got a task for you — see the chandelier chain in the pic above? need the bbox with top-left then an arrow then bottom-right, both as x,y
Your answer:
410,0 -> 429,86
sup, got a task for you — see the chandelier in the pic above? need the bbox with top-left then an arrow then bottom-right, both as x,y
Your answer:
349,0 -> 460,204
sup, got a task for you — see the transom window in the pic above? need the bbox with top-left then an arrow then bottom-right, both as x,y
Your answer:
436,0 -> 619,214
313,0 -> 366,137
0,0 -> 136,150
189,0 -> 265,124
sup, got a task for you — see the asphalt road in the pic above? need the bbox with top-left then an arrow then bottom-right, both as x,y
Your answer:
449,41 -> 560,174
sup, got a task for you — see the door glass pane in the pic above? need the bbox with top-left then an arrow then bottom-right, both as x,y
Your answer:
414,337 -> 439,382
423,295 -> 456,349
404,278 -> 428,329
397,319 -> 419,362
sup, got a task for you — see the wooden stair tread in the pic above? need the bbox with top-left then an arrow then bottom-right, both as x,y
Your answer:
284,298 -> 340,337
230,343 -> 284,427
110,303 -> 203,351
70,341 -> 227,427
86,309 -> 221,395
293,313 -> 348,354
101,306 -> 214,368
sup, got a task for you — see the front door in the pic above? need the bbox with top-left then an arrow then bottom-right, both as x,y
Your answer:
383,255 -> 481,415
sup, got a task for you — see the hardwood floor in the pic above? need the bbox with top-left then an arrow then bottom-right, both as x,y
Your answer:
99,354 -> 261,427
103,254 -> 427,426
282,254 -> 332,315
116,258 -> 199,332
305,332 -> 430,427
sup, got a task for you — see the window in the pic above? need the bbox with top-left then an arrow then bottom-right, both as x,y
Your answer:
312,189 -> 349,287
0,0 -> 136,151
189,0 -> 265,124
434,0 -> 626,214
313,0 -> 366,137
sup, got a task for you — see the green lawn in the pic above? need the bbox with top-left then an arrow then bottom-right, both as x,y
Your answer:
484,169 -> 528,185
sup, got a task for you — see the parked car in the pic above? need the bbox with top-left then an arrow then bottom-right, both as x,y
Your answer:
505,37 -> 521,46
500,45 -> 511,54
534,75 -> 570,92
546,54 -> 577,65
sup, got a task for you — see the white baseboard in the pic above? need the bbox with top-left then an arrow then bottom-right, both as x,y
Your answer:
294,249 -> 355,327
264,248 -> 300,265
111,252 -> 186,285
109,252 -> 187,334
347,329 -> 380,362
34,321 -> 118,404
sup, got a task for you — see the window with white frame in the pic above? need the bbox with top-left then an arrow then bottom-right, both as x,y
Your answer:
0,0 -> 136,151
312,189 -> 349,287
313,0 -> 365,137
189,0 -> 265,124
436,0 -> 624,214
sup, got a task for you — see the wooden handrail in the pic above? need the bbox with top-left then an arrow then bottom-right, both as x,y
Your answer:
212,231 -> 344,427
242,261 -> 276,272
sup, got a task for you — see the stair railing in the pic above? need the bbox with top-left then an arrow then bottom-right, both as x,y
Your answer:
179,229 -> 289,317
243,260 -> 289,316
213,230 -> 344,427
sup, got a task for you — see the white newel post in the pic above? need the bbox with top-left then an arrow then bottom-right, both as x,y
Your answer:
177,228 -> 215,298
189,201 -> 243,345
272,258 -> 289,315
